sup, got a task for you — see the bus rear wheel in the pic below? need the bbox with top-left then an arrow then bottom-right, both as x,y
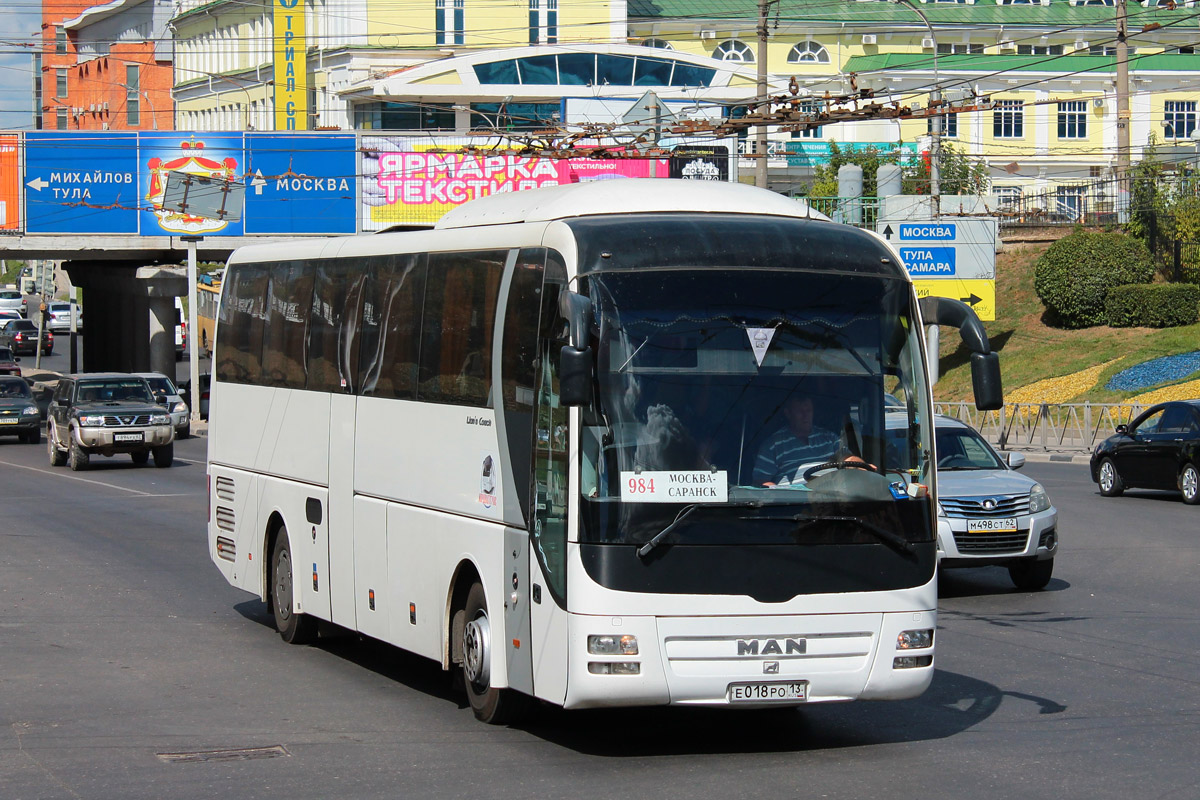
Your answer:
460,581 -> 530,724
271,527 -> 318,645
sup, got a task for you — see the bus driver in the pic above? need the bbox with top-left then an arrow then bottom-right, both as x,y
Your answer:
753,392 -> 843,487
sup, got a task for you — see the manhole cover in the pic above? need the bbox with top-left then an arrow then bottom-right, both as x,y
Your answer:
156,745 -> 290,764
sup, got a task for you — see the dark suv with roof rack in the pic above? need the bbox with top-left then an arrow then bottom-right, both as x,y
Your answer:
46,373 -> 175,470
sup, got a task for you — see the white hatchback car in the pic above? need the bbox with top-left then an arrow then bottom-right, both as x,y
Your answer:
135,372 -> 190,439
888,413 -> 1059,590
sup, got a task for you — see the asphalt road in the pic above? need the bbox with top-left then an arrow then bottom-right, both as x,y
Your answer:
0,442 -> 1197,800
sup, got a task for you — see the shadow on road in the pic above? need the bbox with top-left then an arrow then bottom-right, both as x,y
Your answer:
231,599 -> 1063,755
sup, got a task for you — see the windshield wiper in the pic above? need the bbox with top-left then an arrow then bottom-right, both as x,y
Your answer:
739,511 -> 915,556
637,500 -> 766,559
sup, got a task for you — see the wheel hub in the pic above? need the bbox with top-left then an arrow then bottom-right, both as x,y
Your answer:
1100,462 -> 1114,491
1183,468 -> 1197,499
276,550 -> 293,621
463,613 -> 491,688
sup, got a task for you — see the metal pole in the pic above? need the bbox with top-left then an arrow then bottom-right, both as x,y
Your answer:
184,236 -> 202,425
755,0 -> 771,189
926,324 -> 940,385
896,0 -> 940,213
1115,0 -> 1131,221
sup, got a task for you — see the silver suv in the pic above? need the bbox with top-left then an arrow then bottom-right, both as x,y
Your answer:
888,413 -> 1059,590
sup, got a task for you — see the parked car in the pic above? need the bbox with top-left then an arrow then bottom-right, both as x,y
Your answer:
1091,400 -> 1200,504
179,373 -> 210,420
0,347 -> 20,377
46,373 -> 175,470
134,372 -> 190,438
0,310 -> 21,323
0,319 -> 53,356
888,413 -> 1059,590
0,289 -> 23,316
0,376 -> 41,444
45,302 -> 81,333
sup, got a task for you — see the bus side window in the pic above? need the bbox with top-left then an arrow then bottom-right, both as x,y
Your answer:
357,254 -> 423,399
262,261 -> 314,389
419,251 -> 505,407
216,264 -> 269,385
308,260 -> 355,393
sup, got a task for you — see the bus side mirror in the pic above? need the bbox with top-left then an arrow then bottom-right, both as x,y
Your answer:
559,345 -> 593,407
558,290 -> 594,407
971,352 -> 1003,411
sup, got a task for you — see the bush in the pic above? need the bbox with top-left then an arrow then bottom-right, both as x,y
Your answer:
1034,230 -> 1155,328
1106,283 -> 1200,328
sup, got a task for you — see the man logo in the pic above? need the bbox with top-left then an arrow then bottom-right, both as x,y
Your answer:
737,638 -> 806,656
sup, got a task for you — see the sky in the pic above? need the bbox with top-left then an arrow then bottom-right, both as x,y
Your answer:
0,2 -> 40,130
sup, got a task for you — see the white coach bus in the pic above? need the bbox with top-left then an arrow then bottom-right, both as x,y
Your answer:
207,179 -> 1002,723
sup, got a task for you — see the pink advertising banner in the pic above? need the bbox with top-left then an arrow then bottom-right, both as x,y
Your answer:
362,137 -> 668,229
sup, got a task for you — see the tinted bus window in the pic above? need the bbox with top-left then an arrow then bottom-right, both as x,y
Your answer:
359,254 -> 425,400
216,264 -> 269,384
262,262 -> 315,389
308,260 -> 361,393
419,251 -> 505,407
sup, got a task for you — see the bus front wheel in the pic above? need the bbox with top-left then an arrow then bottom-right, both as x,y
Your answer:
271,527 -> 318,645
460,581 -> 530,724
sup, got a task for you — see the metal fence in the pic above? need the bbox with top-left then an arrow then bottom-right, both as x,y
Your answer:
934,401 -> 1150,452
803,196 -> 881,228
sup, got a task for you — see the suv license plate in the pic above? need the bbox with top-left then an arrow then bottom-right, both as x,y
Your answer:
114,432 -> 144,443
728,681 -> 808,703
0,418 -> 17,425
967,517 -> 1017,533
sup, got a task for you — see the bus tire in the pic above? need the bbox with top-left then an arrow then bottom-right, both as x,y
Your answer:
460,581 -> 531,725
270,527 -> 318,645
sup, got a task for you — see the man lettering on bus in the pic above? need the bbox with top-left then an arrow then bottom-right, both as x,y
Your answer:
753,391 -> 848,486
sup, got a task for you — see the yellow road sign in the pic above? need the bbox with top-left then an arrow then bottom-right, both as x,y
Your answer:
912,279 -> 996,321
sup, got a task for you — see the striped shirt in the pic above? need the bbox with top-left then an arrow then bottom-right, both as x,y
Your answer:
753,426 -> 841,485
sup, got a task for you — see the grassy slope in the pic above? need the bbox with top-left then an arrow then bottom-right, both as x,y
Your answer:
932,239 -> 1200,404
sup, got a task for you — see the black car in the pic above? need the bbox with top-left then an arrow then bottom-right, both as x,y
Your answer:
46,373 -> 175,470
1090,400 -> 1200,504
0,318 -> 53,356
0,376 -> 41,444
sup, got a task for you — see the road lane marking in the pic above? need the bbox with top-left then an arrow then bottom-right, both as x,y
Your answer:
0,459 -> 164,496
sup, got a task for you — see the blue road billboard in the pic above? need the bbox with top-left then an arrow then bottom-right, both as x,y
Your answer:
22,132 -> 357,236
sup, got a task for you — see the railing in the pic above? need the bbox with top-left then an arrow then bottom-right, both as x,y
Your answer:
802,197 -> 881,229
934,401 -> 1148,452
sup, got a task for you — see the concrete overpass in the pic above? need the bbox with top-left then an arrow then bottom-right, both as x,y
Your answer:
0,234 -> 319,376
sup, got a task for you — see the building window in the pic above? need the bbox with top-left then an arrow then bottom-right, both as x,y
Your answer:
126,64 -> 140,126
528,0 -> 557,45
1057,100 -> 1086,139
353,101 -> 455,130
435,0 -> 464,46
1177,46 -> 1196,54
713,40 -> 753,62
994,186 -> 1022,211
789,101 -> 823,139
56,68 -> 67,98
1089,45 -> 1117,55
1165,100 -> 1198,139
470,102 -> 559,131
56,107 -> 68,130
929,112 -> 958,138
1018,44 -> 1065,55
993,99 -> 1024,138
787,41 -> 830,63
642,38 -> 673,49
55,26 -> 67,54
937,43 -> 984,54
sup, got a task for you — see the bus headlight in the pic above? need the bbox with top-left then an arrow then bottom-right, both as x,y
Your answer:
588,634 -> 638,655
79,414 -> 105,426
1028,484 -> 1051,514
897,629 -> 933,649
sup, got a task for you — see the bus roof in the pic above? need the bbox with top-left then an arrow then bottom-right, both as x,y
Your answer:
434,178 -> 830,229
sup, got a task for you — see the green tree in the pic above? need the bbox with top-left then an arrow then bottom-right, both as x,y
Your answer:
902,142 -> 989,196
807,140 -> 904,197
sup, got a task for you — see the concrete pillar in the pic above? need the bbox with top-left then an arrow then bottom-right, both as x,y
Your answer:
148,296 -> 176,377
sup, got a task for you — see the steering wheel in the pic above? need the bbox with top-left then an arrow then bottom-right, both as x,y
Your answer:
802,460 -> 882,481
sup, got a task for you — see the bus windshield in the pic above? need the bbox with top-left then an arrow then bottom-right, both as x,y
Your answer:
579,268 -> 934,549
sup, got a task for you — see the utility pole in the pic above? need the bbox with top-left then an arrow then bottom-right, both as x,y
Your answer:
1115,0 -> 1132,220
755,0 -> 772,189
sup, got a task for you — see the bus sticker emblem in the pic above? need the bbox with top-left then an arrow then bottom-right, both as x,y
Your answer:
478,454 -> 498,510
746,327 -> 775,367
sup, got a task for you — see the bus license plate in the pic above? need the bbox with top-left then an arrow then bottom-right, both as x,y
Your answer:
966,517 -> 1017,533
114,432 -> 144,443
728,681 -> 808,703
